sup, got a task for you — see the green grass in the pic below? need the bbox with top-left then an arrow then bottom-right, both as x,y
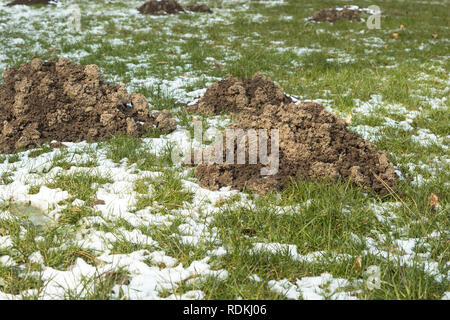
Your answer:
46,171 -> 112,203
103,134 -> 174,170
134,170 -> 194,210
28,144 -> 53,159
0,0 -> 448,300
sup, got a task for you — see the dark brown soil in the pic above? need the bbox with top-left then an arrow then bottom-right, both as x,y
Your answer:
7,0 -> 56,5
188,76 -> 398,195
310,8 -> 361,23
186,5 -> 212,13
0,58 -> 177,153
137,0 -> 184,15
187,73 -> 292,115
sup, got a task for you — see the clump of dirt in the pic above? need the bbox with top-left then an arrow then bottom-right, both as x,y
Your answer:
310,8 -> 361,23
7,0 -> 56,6
137,0 -> 185,15
186,5 -> 212,13
189,77 -> 398,195
187,73 -> 293,115
0,58 -> 177,153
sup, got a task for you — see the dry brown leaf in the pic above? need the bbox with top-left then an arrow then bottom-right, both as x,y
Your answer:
428,193 -> 440,207
377,246 -> 404,254
355,255 -> 362,270
214,61 -> 222,70
74,250 -> 106,265
91,199 -> 106,206
179,274 -> 201,284
156,61 -> 168,65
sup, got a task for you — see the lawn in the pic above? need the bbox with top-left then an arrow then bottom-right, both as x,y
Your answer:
0,0 -> 448,300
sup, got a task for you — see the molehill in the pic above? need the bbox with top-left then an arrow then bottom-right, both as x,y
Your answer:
137,0 -> 212,15
310,8 -> 361,23
187,73 -> 398,195
0,58 -> 176,153
7,0 -> 56,6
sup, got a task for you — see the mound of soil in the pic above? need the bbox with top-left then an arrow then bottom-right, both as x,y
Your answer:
0,58 -> 177,153
137,0 -> 184,15
186,5 -> 212,13
187,73 -> 292,115
189,76 -> 398,195
7,0 -> 56,6
310,8 -> 361,23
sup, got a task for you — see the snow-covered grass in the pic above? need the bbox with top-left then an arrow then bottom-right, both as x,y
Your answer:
0,0 -> 448,300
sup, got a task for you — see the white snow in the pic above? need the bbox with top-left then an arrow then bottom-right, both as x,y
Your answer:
268,273 -> 360,300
